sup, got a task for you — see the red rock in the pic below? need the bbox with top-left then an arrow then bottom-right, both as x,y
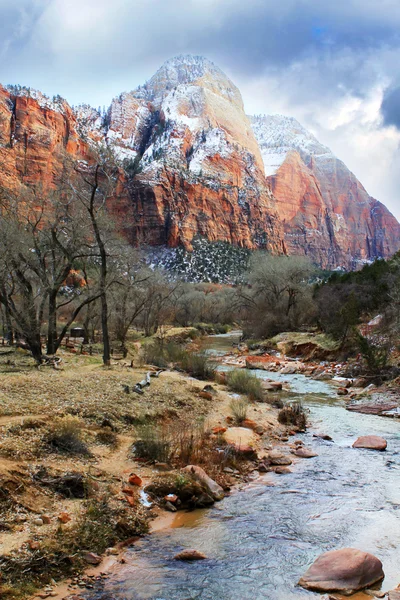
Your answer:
174,549 -> 207,561
122,487 -> 134,496
298,548 -> 384,594
125,495 -> 135,507
211,426 -> 227,434
199,391 -> 213,400
268,450 -> 292,466
57,512 -> 71,524
241,419 -> 265,435
41,515 -> 51,524
337,387 -> 349,396
128,473 -> 142,486
352,436 -> 387,451
164,494 -> 178,503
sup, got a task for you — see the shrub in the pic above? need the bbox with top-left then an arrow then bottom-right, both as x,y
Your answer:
278,402 -> 307,430
355,332 -> 390,376
229,397 -> 249,424
226,369 -> 263,401
96,428 -> 119,447
44,416 -> 90,455
142,341 -> 185,367
133,423 -> 173,463
142,341 -> 168,368
180,352 -> 216,380
0,493 -> 148,598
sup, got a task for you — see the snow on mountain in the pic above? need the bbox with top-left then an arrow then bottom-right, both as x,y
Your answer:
250,114 -> 333,176
134,54 -> 242,108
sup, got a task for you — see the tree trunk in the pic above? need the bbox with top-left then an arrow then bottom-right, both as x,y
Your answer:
29,334 -> 43,364
47,291 -> 58,355
101,289 -> 110,365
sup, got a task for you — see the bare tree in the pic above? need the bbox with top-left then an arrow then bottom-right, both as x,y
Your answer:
70,146 -> 120,366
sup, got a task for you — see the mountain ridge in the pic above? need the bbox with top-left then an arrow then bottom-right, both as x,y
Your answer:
0,55 -> 399,269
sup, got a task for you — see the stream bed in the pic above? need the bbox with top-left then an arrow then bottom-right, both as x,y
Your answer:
86,334 -> 400,600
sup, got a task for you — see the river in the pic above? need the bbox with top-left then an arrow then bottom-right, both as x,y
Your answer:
86,333 -> 400,600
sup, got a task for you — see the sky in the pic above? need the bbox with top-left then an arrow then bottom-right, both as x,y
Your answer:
1,0 -> 400,219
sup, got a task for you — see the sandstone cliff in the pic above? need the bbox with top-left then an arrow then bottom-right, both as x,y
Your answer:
0,56 -> 399,269
252,114 -> 400,268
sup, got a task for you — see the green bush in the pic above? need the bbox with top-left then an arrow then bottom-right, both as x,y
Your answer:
226,369 -> 263,401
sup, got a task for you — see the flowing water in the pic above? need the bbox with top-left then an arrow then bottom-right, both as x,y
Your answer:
87,334 -> 400,600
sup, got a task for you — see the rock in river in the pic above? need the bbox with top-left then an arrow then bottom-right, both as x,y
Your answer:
174,549 -> 207,561
293,447 -> 318,458
182,465 -> 224,501
352,436 -> 387,451
298,548 -> 384,595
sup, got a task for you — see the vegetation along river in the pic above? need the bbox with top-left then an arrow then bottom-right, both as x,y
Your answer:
86,333 -> 400,600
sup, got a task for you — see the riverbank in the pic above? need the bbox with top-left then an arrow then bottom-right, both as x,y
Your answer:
2,330 -> 399,599
0,338 -> 291,599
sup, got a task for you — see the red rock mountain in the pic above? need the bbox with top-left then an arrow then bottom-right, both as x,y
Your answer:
0,55 -> 399,269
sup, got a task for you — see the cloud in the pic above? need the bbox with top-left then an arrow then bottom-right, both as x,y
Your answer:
381,86 -> 400,129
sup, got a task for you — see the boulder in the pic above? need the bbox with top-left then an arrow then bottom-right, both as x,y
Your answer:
293,447 -> 318,458
352,436 -> 387,451
174,549 -> 207,561
128,473 -> 142,486
245,355 -> 278,370
182,465 -> 224,501
268,450 -> 292,466
84,552 -> 102,565
337,387 -> 349,396
241,419 -> 265,435
313,433 -> 333,442
298,548 -> 384,595
223,427 -> 258,458
280,366 -> 297,375
274,466 -> 292,474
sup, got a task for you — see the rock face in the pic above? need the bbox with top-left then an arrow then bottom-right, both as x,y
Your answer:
352,436 -> 387,451
1,56 -> 399,268
252,115 -> 400,269
298,548 -> 384,595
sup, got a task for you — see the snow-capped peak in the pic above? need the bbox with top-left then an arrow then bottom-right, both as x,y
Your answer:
134,54 -> 242,108
250,114 -> 334,176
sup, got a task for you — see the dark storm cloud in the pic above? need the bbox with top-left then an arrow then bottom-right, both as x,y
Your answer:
381,87 -> 400,129
1,0 -> 400,104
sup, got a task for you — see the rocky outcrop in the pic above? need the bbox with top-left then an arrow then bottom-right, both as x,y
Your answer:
252,115 -> 400,269
1,56 -> 399,268
299,548 -> 384,595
